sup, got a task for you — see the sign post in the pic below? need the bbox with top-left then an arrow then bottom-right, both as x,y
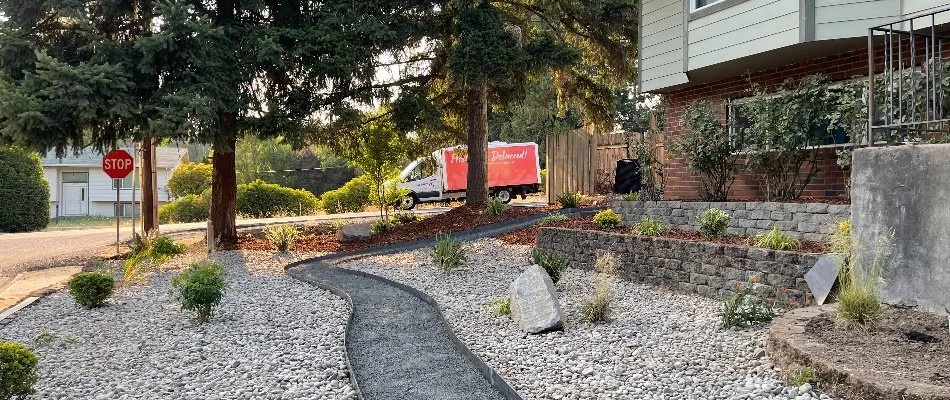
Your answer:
103,150 -> 135,254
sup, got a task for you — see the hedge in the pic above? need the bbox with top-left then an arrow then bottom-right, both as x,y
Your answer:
167,162 -> 212,197
0,147 -> 50,232
159,194 -> 210,223
320,174 -> 372,214
236,180 -> 320,218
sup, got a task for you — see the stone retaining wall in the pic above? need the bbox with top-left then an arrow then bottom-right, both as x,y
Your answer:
537,227 -> 822,304
612,201 -> 850,242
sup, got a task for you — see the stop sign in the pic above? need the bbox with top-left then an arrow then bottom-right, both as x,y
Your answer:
102,150 -> 135,179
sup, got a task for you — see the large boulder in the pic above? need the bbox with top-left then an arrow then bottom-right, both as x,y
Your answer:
336,223 -> 372,241
509,265 -> 565,334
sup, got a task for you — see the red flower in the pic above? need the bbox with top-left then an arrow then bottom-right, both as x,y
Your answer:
750,276 -> 761,283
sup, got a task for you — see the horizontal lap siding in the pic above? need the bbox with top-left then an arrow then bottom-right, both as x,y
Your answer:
687,0 -> 800,69
640,0 -> 688,92
814,0 -> 900,40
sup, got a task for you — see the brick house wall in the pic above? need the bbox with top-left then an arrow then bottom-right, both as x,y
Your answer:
659,45 -> 883,201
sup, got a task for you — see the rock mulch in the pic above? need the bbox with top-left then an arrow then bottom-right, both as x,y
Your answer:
338,239 -> 833,400
0,251 -> 356,400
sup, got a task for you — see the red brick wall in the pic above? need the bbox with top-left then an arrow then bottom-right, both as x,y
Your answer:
660,46 -> 882,201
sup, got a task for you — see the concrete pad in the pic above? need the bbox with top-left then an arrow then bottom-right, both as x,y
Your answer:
0,266 -> 81,313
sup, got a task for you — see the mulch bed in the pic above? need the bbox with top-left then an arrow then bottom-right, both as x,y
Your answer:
239,205 -> 558,253
661,197 -> 851,205
806,307 -> 950,387
494,216 -> 829,253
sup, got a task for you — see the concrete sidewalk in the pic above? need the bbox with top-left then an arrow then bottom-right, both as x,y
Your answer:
0,266 -> 81,316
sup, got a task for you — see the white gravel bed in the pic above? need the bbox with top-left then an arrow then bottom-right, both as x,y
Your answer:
338,239 -> 831,400
0,251 -> 355,400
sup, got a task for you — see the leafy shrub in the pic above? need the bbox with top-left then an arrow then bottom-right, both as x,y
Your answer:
167,162 -> 212,197
539,169 -> 547,194
237,179 -> 319,218
722,277 -> 775,329
170,260 -> 228,323
483,197 -> 507,219
753,227 -> 799,250
670,101 -> 741,201
124,233 -> 183,284
830,219 -> 851,255
432,233 -> 465,274
556,191 -> 583,208
836,230 -> 893,328
698,208 -> 730,237
622,191 -> 640,201
581,252 -> 618,323
634,218 -> 665,236
631,129 -> 667,201
538,212 -> 566,226
0,147 -> 49,232
370,219 -> 393,235
159,194 -> 209,223
151,235 -> 185,262
531,249 -> 569,283
263,225 -> 299,252
320,175 -> 372,214
593,209 -> 621,229
0,341 -> 38,399
793,366 -> 815,386
67,272 -> 115,308
390,212 -> 421,225
488,298 -> 511,316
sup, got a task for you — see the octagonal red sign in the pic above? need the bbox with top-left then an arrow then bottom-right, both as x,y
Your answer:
102,150 -> 134,179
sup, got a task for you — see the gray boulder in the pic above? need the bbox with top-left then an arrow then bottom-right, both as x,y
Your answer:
509,264 -> 565,334
336,223 -> 372,241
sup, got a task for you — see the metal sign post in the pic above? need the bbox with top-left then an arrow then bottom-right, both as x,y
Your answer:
103,149 -> 135,255
116,180 -> 120,254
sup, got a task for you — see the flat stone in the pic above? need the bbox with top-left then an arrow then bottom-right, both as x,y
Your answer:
804,254 -> 844,305
509,265 -> 565,334
336,223 -> 372,241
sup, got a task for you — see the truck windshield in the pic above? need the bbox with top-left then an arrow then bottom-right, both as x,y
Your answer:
400,157 -> 438,182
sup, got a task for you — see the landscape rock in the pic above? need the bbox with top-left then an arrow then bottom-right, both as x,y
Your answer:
336,223 -> 372,241
508,264 -> 565,334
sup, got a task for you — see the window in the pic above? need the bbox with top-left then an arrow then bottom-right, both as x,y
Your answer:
115,203 -> 140,217
111,170 -> 137,189
408,158 -> 437,181
62,172 -> 89,183
692,0 -> 725,11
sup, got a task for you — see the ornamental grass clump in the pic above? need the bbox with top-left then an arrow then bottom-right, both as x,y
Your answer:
66,272 -> 115,308
581,252 -> 618,324
538,212 -> 567,226
556,191 -> 583,209
170,260 -> 227,324
432,233 -> 466,274
752,226 -> 799,250
263,225 -> 299,252
483,197 -> 507,219
836,230 -> 893,328
698,208 -> 730,237
721,276 -> 775,329
593,209 -> 621,229
531,248 -> 569,283
634,218 -> 665,236
124,233 -> 186,284
0,341 -> 38,400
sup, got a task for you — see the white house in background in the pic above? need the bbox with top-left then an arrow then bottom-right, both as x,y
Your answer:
40,146 -> 189,218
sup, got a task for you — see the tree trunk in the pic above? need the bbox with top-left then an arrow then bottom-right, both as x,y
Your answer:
140,138 -> 158,234
211,113 -> 238,249
465,83 -> 490,205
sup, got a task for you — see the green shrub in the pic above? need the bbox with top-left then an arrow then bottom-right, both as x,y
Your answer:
830,219 -> 851,255
538,212 -> 566,226
67,272 -> 115,308
263,225 -> 299,252
0,147 -> 49,232
698,208 -> 730,237
170,260 -> 228,323
167,162 -> 212,197
753,226 -> 799,250
320,175 -> 372,214
669,101 -> 741,201
0,341 -> 38,399
634,218 -> 665,236
539,169 -> 547,193
150,235 -> 186,262
793,366 -> 815,386
556,191 -> 583,208
237,179 -> 319,218
593,209 -> 621,229
531,249 -> 569,283
488,298 -> 511,316
159,194 -> 209,223
581,252 -> 618,324
722,277 -> 775,329
622,191 -> 641,201
483,197 -> 507,219
390,212 -> 421,225
432,233 -> 465,274
370,219 -> 393,235
124,233 -> 184,284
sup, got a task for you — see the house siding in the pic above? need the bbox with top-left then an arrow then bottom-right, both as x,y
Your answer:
814,0 -> 900,41
640,0 -> 689,92
687,0 -> 801,70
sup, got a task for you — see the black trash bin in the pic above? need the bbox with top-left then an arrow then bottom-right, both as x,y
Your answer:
614,159 -> 641,194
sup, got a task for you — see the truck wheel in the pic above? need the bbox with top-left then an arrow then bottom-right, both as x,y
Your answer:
399,194 -> 418,210
494,188 -> 513,204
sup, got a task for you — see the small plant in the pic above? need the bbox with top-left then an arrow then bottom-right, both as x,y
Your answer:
722,277 -> 775,329
622,191 -> 641,201
122,251 -> 153,285
753,226 -> 799,250
488,298 -> 511,316
538,212 -> 567,226
32,333 -> 56,349
66,272 -> 115,308
170,260 -> 228,324
263,225 -> 299,252
830,219 -> 851,255
124,233 -> 185,284
556,191 -> 583,208
793,366 -> 815,386
390,212 -> 421,225
581,252 -> 618,323
593,209 -> 622,229
370,219 -> 393,235
483,197 -> 507,219
0,341 -> 38,399
531,249 -> 569,283
150,235 -> 186,262
698,208 -> 731,237
836,230 -> 892,328
432,233 -> 466,274
634,218 -> 665,236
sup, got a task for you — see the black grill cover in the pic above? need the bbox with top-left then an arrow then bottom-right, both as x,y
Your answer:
614,159 -> 641,194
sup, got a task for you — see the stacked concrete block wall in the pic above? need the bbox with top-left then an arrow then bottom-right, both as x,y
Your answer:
537,227 -> 822,305
612,201 -> 850,242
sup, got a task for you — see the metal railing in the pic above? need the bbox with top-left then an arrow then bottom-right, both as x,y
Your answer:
868,6 -> 950,144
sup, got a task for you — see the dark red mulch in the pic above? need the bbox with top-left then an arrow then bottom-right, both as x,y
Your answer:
495,226 -> 540,246
239,204 -> 560,253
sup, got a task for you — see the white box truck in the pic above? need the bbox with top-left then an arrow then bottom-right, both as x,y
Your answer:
396,142 -> 542,209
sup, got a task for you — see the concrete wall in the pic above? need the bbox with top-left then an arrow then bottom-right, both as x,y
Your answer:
613,200 -> 849,241
851,144 -> 950,314
538,227 -> 821,305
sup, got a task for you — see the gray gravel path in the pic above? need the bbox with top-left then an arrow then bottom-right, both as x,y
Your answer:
291,265 -> 506,400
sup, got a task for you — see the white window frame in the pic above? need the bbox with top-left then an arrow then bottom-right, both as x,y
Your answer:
691,0 -> 726,12
115,203 -> 140,217
111,170 -> 137,190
